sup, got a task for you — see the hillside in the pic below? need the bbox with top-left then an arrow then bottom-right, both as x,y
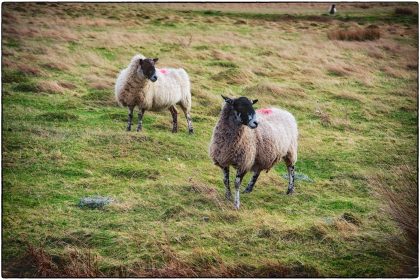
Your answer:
2,3 -> 418,277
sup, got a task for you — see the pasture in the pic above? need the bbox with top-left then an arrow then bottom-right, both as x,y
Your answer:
2,2 -> 418,277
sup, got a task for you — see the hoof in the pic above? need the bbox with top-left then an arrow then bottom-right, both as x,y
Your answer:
126,127 -> 132,132
243,188 -> 252,194
225,193 -> 232,201
172,129 -> 178,133
286,188 -> 294,195
189,129 -> 194,134
234,199 -> 240,210
136,128 -> 142,132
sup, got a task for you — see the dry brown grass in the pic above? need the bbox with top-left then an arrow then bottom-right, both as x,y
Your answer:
334,91 -> 364,103
326,64 -> 353,76
213,68 -> 255,85
370,165 -> 418,277
38,80 -> 66,94
41,61 -> 71,72
4,245 -> 103,277
394,7 -> 414,15
86,74 -> 114,90
244,82 -> 306,99
315,103 -> 332,126
17,64 -> 46,76
188,178 -> 226,209
58,81 -> 77,90
367,48 -> 385,59
4,243 -> 319,277
328,26 -> 380,41
381,66 -> 409,79
212,50 -> 236,61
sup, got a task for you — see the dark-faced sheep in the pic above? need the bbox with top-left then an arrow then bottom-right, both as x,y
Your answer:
329,4 -> 337,15
115,54 -> 193,133
209,96 -> 298,209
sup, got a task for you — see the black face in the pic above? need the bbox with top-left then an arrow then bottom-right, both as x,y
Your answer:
222,95 -> 259,129
139,58 -> 158,82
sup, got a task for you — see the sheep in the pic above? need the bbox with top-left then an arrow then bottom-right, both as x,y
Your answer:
115,54 -> 193,133
209,96 -> 298,209
329,4 -> 337,15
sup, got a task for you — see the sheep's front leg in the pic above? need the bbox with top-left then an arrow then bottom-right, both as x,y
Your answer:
136,109 -> 145,132
222,167 -> 231,201
287,165 -> 295,194
169,106 -> 178,133
127,106 -> 134,131
234,170 -> 246,210
243,171 -> 260,193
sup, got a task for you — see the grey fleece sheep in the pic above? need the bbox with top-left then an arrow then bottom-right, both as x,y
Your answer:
115,54 -> 193,133
209,96 -> 298,209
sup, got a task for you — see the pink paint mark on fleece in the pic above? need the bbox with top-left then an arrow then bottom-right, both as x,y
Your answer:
257,108 -> 273,115
159,69 -> 168,75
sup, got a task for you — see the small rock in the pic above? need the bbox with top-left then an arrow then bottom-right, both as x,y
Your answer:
78,196 -> 113,209
322,217 -> 335,226
202,216 -> 209,222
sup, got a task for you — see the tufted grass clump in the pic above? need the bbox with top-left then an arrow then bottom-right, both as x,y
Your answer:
327,26 -> 380,41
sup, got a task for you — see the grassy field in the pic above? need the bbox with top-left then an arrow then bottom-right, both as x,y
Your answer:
2,2 -> 418,277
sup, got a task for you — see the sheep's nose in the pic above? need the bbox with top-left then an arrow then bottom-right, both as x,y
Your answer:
249,121 -> 258,129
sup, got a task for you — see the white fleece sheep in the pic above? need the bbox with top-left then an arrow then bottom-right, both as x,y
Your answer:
115,54 -> 193,133
209,96 -> 298,209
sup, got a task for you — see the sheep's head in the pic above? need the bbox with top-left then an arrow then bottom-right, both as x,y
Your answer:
222,95 -> 259,129
138,58 -> 158,82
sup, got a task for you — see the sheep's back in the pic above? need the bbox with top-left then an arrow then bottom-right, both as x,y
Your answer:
145,68 -> 191,111
253,108 -> 298,171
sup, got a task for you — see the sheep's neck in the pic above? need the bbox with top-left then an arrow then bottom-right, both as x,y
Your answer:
216,106 -> 247,147
126,65 -> 149,96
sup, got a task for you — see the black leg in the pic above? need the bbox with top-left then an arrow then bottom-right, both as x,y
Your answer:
223,167 -> 231,201
243,171 -> 260,193
169,106 -> 178,133
287,165 -> 295,194
136,109 -> 145,132
127,106 -> 134,131
234,170 -> 246,209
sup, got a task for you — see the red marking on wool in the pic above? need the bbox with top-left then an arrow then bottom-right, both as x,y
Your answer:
159,69 -> 168,74
257,108 -> 272,115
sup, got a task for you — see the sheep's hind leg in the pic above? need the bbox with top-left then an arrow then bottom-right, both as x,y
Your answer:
169,106 -> 178,133
186,112 -> 194,134
136,109 -> 145,132
223,167 -> 231,201
286,165 -> 295,195
234,170 -> 245,210
179,105 -> 194,134
243,171 -> 260,193
126,106 -> 134,131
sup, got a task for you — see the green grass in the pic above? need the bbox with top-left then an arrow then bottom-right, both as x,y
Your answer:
2,2 -> 418,277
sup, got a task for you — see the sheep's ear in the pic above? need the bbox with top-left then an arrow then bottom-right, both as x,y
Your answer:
221,95 -> 233,104
153,58 -> 159,63
252,99 -> 258,104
